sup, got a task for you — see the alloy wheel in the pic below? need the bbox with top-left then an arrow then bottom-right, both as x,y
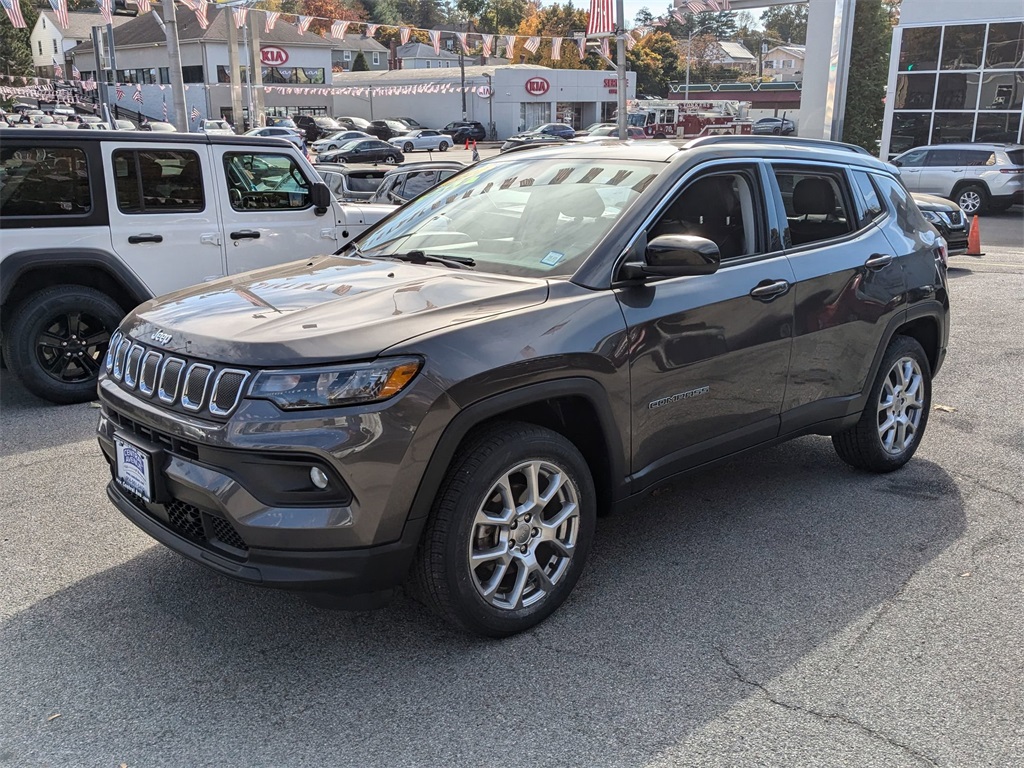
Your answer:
467,460 -> 580,611
958,189 -> 982,214
35,311 -> 110,383
877,356 -> 925,454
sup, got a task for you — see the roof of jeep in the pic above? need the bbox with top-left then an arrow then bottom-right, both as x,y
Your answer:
0,128 -> 297,148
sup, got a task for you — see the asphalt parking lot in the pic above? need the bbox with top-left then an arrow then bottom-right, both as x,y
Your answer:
1,210 -> 1022,767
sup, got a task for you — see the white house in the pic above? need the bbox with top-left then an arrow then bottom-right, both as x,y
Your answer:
763,45 -> 805,82
714,41 -> 757,71
396,42 -> 461,69
30,10 -> 133,78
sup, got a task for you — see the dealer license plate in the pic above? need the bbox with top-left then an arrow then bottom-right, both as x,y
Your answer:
115,436 -> 153,502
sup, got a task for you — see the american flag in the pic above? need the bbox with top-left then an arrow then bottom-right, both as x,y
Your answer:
47,0 -> 69,29
132,86 -> 143,104
97,0 -> 112,25
600,37 -> 610,59
190,105 -> 200,122
706,0 -> 721,11
586,0 -> 614,36
331,20 -> 349,39
264,11 -> 280,32
480,34 -> 493,58
233,6 -> 248,28
576,35 -> 587,61
52,58 -> 63,78
550,37 -> 562,61
180,0 -> 208,30
296,15 -> 312,35
365,24 -> 378,38
115,85 -> 125,100
1,0 -> 26,28
672,8 -> 687,23
428,29 -> 440,54
502,34 -> 516,58
625,32 -> 636,51
686,1 -> 706,14
456,32 -> 469,54
399,27 -> 411,45
72,63 -> 81,79
135,0 -> 150,13
523,36 -> 540,54
162,96 -> 167,121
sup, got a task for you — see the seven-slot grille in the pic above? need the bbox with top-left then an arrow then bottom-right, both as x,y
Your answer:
104,331 -> 249,417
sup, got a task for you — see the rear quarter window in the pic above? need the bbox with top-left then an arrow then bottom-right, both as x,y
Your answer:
1006,149 -> 1024,166
1,146 -> 91,218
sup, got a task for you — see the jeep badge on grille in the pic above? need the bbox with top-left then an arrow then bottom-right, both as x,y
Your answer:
151,330 -> 173,346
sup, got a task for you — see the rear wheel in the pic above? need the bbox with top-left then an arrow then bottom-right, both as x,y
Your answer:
386,155 -> 399,165
955,184 -> 989,216
410,422 -> 596,637
403,142 -> 414,153
2,285 -> 124,404
438,141 -> 449,152
832,335 -> 932,473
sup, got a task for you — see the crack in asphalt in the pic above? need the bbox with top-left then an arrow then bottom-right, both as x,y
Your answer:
716,647 -> 940,767
951,470 -> 1024,507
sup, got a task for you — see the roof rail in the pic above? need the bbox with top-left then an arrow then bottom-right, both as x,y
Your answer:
683,134 -> 873,156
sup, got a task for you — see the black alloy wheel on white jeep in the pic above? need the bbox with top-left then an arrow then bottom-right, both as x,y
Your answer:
411,422 -> 596,637
2,285 -> 123,404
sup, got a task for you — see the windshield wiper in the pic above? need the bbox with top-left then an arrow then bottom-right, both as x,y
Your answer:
374,251 -> 476,270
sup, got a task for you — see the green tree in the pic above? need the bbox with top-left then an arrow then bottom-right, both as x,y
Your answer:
633,7 -> 654,27
626,29 -> 680,96
760,5 -> 807,45
351,50 -> 369,70
0,0 -> 38,78
842,0 -> 890,152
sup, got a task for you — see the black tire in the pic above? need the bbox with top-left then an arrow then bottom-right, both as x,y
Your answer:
955,183 -> 989,216
654,132 -> 667,139
403,142 -> 414,153
832,335 -> 932,473
772,126 -> 782,135
386,155 -> 399,165
438,141 -> 449,152
410,422 -> 596,637
2,285 -> 124,404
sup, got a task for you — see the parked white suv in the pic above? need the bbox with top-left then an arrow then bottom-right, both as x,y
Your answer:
892,142 -> 1024,215
0,129 -> 395,403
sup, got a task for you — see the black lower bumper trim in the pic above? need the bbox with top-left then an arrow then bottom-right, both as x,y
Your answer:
107,483 -> 425,596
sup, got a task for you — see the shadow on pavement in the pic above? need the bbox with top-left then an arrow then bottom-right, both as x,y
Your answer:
0,438 -> 965,767
0,370 -> 100,457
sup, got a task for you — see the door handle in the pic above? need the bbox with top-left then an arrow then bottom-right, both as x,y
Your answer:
230,230 -> 261,240
127,233 -> 163,244
200,232 -> 222,246
865,253 -> 894,269
320,227 -> 337,240
750,279 -> 790,301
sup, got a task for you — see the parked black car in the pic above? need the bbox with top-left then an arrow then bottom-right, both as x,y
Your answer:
389,117 -> 428,130
365,120 -> 411,141
753,117 -> 796,135
294,115 -> 342,142
368,160 -> 465,205
500,133 -> 568,152
319,138 -> 404,164
442,120 -> 487,143
98,136 -> 948,637
912,192 -> 969,257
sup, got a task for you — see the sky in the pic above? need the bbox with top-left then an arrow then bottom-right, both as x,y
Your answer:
607,1 -> 771,30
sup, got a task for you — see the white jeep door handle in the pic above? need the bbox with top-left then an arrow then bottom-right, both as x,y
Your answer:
200,232 -> 222,246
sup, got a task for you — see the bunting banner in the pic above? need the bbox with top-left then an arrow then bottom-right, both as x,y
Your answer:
1,0 -> 26,28
428,29 -> 440,55
586,0 -> 614,36
550,37 -> 562,61
330,20 -> 349,39
296,15 -> 312,35
135,0 -> 150,13
233,6 -> 248,28
264,10 -> 279,32
523,36 -> 540,54
97,0 -> 112,25
502,34 -> 516,58
47,0 -> 69,29
480,34 -> 493,58
365,24 -> 378,38
399,27 -> 411,45
456,31 -> 469,54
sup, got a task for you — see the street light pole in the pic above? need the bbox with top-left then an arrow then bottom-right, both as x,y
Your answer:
159,0 -> 188,131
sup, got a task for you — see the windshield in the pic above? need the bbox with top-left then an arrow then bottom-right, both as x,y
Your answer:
354,156 -> 662,278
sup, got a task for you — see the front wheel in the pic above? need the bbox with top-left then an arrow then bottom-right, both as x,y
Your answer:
832,335 -> 932,472
385,155 -> 399,165
955,184 -> 989,216
1,285 -> 124,404
403,142 -> 414,153
410,422 -> 596,637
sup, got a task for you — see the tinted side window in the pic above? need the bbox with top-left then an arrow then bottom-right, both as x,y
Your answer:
924,149 -> 959,167
872,173 -> 930,235
113,149 -> 204,214
897,149 -> 928,167
773,167 -> 853,246
960,149 -> 995,166
851,170 -> 885,227
0,146 -> 91,217
224,153 -> 311,211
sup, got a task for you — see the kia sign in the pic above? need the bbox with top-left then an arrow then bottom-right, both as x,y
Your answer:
260,46 -> 289,67
477,85 -> 492,99
524,77 -> 550,96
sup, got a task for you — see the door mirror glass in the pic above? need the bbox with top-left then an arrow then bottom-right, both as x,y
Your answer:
311,181 -> 331,213
637,235 -> 721,277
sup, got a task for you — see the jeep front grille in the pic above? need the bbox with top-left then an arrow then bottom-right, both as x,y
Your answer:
110,338 -> 250,418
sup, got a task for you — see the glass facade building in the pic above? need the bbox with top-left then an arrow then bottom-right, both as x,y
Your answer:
883,20 -> 1024,157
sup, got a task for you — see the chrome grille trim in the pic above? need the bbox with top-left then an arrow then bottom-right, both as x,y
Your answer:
138,351 -> 163,396
158,357 -> 185,404
123,344 -> 145,389
209,369 -> 250,416
181,363 -> 214,411
104,331 -> 123,373
112,338 -> 131,380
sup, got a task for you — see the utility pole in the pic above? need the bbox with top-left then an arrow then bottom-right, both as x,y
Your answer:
90,26 -> 113,127
159,0 -> 187,131
615,0 -> 626,138
226,12 -> 243,128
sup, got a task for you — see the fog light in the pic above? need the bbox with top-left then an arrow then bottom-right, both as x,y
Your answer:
310,467 -> 329,489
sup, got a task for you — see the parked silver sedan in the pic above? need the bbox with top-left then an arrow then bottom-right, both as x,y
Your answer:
388,129 -> 452,153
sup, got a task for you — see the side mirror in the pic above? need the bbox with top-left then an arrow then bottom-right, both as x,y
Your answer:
311,181 -> 332,215
892,159 -> 903,167
620,235 -> 721,280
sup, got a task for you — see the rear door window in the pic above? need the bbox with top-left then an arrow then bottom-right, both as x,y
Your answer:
1,145 -> 91,217
924,149 -> 960,167
772,167 -> 854,246
113,149 -> 204,213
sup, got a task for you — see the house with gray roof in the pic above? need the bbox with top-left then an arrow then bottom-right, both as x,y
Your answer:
30,11 -> 133,79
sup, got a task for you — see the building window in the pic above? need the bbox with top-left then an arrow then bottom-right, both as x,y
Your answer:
159,67 -> 170,84
53,40 -> 58,54
181,65 -> 204,83
38,41 -> 43,55
783,59 -> 794,68
343,50 -> 351,61
373,52 -> 380,65
764,60 -> 775,69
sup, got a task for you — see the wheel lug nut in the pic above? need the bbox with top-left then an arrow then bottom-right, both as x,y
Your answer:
62,342 -> 67,346
510,521 -> 517,530
520,546 -> 528,554
532,528 -> 539,537
524,514 -> 531,523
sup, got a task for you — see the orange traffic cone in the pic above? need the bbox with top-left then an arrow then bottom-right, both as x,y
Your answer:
966,214 -> 985,256
465,138 -> 470,150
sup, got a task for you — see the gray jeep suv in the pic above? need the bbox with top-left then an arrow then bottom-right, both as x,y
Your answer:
893,142 -> 1024,215
97,137 -> 950,637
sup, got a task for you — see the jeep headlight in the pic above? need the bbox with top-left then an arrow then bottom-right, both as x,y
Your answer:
249,358 -> 421,410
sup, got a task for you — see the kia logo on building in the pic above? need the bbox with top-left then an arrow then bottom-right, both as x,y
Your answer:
260,46 -> 289,66
524,77 -> 550,96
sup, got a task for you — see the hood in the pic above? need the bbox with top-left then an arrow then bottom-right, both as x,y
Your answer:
125,256 -> 549,366
911,192 -> 961,212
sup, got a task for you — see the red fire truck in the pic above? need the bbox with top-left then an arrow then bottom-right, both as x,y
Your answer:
626,99 -> 753,139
